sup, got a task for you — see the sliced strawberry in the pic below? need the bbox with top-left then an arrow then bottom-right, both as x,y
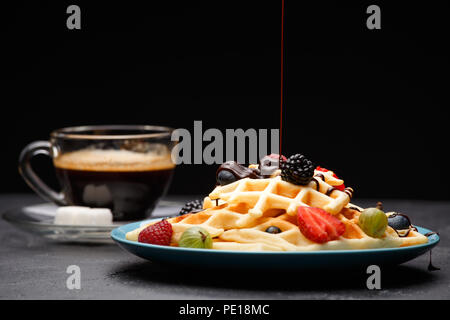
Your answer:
297,206 -> 345,243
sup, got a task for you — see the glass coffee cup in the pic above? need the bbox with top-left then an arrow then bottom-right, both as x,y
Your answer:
19,125 -> 176,221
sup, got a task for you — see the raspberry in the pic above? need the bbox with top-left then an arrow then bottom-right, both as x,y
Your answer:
315,166 -> 345,191
138,220 -> 173,245
297,206 -> 345,243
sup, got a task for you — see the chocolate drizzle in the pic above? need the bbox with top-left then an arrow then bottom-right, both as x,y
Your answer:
344,187 -> 354,199
428,250 -> 440,271
325,186 -> 353,199
425,232 -> 440,271
388,213 -> 415,238
314,173 -> 326,181
393,228 -> 412,238
422,227 -> 440,271
313,173 -> 352,198
216,161 -> 262,183
310,178 -> 320,191
325,186 -> 336,196
389,213 -> 412,227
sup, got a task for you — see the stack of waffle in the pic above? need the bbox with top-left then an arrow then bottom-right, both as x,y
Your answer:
126,167 -> 428,251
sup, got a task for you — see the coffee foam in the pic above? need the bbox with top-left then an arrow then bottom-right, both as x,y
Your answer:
54,149 -> 175,172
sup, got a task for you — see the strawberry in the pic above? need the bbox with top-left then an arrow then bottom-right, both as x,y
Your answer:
315,166 -> 345,191
315,166 -> 328,173
297,206 -> 345,243
138,219 -> 173,245
333,184 -> 346,191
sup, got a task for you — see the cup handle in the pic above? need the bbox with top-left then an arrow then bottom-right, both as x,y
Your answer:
18,141 -> 67,206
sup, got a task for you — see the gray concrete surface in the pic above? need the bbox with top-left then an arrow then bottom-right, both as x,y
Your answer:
0,194 -> 449,299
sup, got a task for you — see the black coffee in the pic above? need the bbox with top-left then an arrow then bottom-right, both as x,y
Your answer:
54,149 -> 175,221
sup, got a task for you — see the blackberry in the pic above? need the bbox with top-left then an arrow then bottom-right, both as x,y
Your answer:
280,154 -> 315,185
179,199 -> 203,216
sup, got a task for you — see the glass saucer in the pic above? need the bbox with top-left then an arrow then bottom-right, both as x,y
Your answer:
2,200 -> 183,243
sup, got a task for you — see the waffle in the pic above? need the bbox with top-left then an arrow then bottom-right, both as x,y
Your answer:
212,208 -> 428,251
126,168 -> 428,251
208,174 -> 351,217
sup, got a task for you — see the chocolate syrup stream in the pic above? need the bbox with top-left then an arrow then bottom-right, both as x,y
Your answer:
423,232 -> 439,271
279,0 -> 285,159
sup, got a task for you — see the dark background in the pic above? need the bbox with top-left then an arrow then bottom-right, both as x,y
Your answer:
2,0 -> 449,199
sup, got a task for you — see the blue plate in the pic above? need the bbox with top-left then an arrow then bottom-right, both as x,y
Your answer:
111,220 -> 440,270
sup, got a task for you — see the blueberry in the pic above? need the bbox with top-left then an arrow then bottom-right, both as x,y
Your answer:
265,226 -> 282,234
388,213 -> 411,230
217,170 -> 237,186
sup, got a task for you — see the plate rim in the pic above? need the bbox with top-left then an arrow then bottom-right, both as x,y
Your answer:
111,219 -> 440,255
